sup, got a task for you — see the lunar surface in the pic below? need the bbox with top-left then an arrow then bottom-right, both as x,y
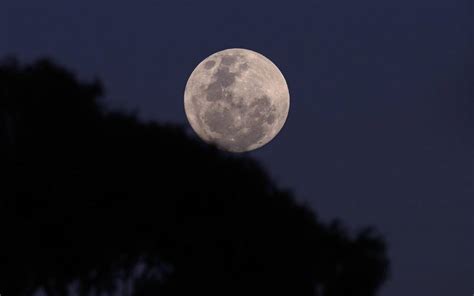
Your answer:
184,48 -> 290,152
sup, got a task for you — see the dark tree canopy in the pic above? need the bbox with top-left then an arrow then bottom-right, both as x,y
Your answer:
0,58 -> 389,296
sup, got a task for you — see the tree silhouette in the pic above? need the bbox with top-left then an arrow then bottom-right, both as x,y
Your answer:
0,58 -> 389,296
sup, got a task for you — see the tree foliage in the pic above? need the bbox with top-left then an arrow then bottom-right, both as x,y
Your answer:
0,58 -> 389,296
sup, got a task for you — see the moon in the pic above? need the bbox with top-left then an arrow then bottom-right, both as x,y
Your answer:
184,48 -> 290,153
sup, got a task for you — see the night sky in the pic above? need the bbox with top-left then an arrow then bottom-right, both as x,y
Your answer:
2,1 -> 473,295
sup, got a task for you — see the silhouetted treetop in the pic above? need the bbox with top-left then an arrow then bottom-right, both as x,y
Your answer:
0,58 -> 389,296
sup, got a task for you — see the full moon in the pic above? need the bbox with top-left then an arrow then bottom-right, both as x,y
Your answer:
184,48 -> 290,152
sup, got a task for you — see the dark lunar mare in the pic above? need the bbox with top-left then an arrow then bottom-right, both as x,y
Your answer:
204,60 -> 216,69
204,54 -> 241,103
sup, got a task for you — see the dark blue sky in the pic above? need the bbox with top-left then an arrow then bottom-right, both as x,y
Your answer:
3,0 -> 473,295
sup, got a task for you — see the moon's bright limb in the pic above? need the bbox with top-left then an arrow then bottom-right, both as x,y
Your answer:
184,48 -> 290,153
